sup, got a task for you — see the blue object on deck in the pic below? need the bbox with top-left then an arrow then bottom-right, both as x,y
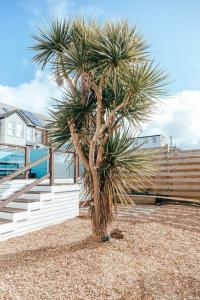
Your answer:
30,148 -> 48,178
0,148 -> 75,179
0,150 -> 24,176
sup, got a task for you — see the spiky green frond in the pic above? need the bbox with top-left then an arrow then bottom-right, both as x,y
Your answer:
103,130 -> 153,198
31,19 -> 71,68
48,87 -> 97,148
82,129 -> 153,206
120,61 -> 168,97
88,21 -> 148,76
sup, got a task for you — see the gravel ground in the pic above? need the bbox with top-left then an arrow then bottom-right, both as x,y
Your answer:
0,204 -> 199,300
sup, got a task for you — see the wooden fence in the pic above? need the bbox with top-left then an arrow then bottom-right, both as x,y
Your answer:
144,146 -> 200,201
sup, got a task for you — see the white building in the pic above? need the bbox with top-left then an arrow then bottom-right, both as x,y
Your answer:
0,104 -> 49,149
132,134 -> 167,149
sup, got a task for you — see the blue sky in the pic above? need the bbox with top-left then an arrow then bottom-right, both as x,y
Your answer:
0,0 -> 199,148
0,0 -> 200,92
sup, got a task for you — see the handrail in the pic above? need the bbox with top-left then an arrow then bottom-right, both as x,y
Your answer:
0,146 -> 79,210
0,173 -> 50,210
0,149 -> 52,210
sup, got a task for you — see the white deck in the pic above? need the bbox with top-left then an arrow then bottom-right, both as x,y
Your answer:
0,178 -> 74,200
0,178 -> 80,241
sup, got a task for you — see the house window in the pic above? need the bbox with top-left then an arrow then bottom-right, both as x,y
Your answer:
135,138 -> 138,145
16,124 -> 24,138
8,121 -> 15,136
36,130 -> 43,143
145,137 -> 148,144
152,136 -> 157,143
27,127 -> 35,141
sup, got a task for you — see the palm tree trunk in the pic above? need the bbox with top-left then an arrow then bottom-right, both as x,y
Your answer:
91,175 -> 108,241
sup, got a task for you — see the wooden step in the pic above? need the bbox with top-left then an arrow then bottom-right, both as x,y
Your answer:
14,199 -> 38,203
1,207 -> 26,213
31,184 -> 80,193
7,199 -> 41,210
0,207 -> 28,221
20,191 -> 52,201
25,191 -> 50,194
0,217 -> 14,235
0,218 -> 12,225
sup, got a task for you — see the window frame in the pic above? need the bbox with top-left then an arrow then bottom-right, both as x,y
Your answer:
27,126 -> 35,142
7,121 -> 15,137
36,130 -> 43,143
16,123 -> 24,138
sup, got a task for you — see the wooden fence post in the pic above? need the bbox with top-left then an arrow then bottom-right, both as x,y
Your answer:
25,146 -> 29,179
49,148 -> 54,186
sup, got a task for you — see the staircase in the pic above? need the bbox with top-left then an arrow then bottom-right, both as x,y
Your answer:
0,182 -> 80,241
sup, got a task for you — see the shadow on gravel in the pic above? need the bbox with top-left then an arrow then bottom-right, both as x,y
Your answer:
0,236 -> 101,271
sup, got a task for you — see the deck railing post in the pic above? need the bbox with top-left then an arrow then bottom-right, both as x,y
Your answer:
73,152 -> 77,183
49,148 -> 54,186
25,146 -> 30,179
77,155 -> 80,178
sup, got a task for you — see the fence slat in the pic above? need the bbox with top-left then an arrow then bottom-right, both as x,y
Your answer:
143,147 -> 200,200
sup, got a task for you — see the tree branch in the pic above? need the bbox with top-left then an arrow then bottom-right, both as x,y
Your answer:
91,81 -> 102,135
94,94 -> 132,143
96,144 -> 104,168
90,79 -> 105,169
68,121 -> 89,171
109,115 -> 124,134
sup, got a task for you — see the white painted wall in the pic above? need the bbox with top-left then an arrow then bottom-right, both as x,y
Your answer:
0,119 -> 5,143
133,135 -> 167,149
0,183 -> 80,241
0,114 -> 46,148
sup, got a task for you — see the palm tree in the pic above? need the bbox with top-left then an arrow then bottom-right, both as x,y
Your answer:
31,19 -> 167,241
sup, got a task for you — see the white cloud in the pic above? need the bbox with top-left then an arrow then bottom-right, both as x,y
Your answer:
19,0 -> 103,27
47,0 -> 71,19
79,5 -> 103,18
0,70 -> 61,115
19,0 -> 72,29
142,91 -> 200,149
0,73 -> 199,149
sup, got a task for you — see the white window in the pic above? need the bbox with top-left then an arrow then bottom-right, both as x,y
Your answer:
36,130 -> 43,143
8,121 -> 15,136
152,136 -> 157,143
27,127 -> 35,141
16,123 -> 24,138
